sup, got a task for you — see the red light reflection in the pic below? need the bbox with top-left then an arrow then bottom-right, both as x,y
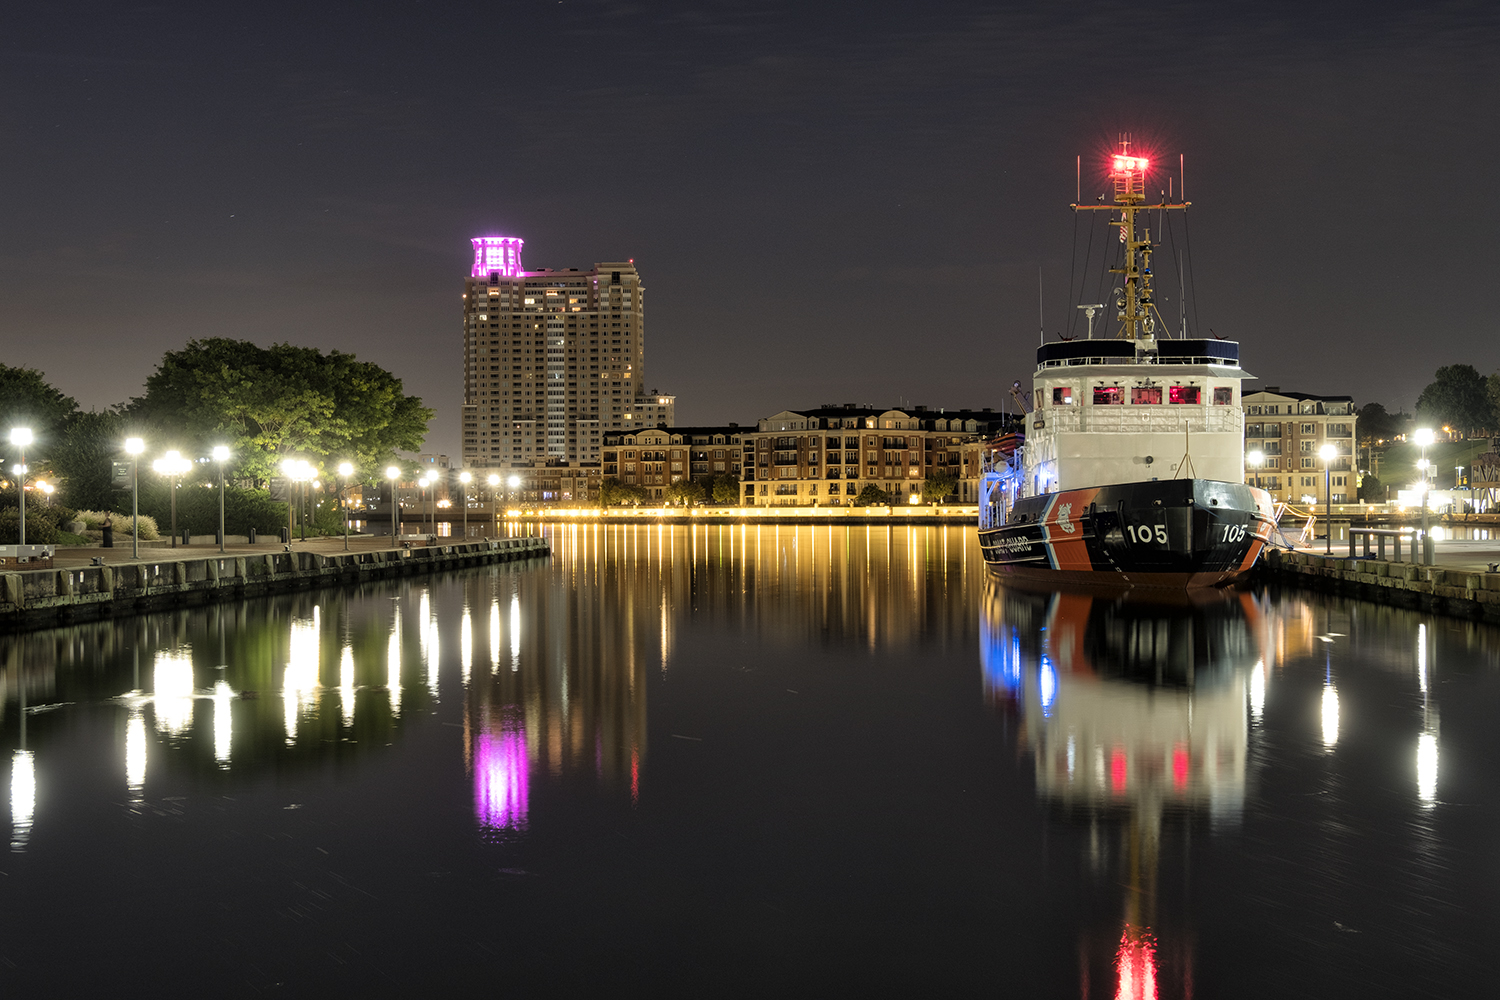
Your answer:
1115,925 -> 1159,1000
1171,745 -> 1189,791
1110,748 -> 1128,793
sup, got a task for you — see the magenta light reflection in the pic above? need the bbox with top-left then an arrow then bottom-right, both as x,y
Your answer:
474,719 -> 530,831
471,237 -> 524,278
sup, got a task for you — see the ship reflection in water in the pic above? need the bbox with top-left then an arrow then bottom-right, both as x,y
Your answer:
983,582 -> 1271,999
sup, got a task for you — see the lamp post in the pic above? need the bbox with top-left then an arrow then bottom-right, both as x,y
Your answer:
418,477 -> 430,536
1319,443 -> 1337,554
386,466 -> 401,542
153,450 -> 192,547
126,437 -> 144,558
338,462 -> 354,550
1415,428 -> 1434,565
9,427 -> 32,546
1247,449 -> 1264,490
212,446 -> 230,553
488,474 -> 500,536
459,471 -> 472,540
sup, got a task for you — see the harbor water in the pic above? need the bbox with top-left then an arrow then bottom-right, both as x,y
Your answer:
2,524 -> 1496,995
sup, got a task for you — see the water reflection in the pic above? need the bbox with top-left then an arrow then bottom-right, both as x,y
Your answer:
983,583 -> 1269,997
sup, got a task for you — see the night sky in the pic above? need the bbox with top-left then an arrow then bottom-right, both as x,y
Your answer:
4,1 -> 1497,457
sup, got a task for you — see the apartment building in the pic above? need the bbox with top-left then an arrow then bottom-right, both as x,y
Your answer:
741,405 -> 1012,506
1242,388 -> 1357,504
460,237 -> 675,472
602,426 -> 746,500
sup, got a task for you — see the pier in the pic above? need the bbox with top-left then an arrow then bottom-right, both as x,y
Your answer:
1257,543 -> 1500,623
0,535 -> 551,632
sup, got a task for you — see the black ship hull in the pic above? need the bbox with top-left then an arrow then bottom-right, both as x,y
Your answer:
978,478 -> 1274,589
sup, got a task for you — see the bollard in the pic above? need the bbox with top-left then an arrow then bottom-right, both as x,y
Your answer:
280,526 -> 291,544
1423,533 -> 1434,566
248,527 -> 257,544
182,528 -> 191,545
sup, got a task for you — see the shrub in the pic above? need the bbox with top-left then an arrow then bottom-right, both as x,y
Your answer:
0,509 -> 61,544
77,510 -> 159,539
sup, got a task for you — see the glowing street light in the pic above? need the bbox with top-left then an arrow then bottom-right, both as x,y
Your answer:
152,450 -> 193,547
1319,443 -> 1338,554
9,427 -> 32,546
125,437 -> 145,558
458,471 -> 472,540
1414,428 -> 1434,565
386,466 -> 401,542
1246,449 -> 1264,490
337,462 -> 354,550
212,446 -> 230,553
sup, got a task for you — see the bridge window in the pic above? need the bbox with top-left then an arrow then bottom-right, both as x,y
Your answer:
1052,387 -> 1073,405
1093,386 -> 1123,405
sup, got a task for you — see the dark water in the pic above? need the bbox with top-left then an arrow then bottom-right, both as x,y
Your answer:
2,524 -> 1497,995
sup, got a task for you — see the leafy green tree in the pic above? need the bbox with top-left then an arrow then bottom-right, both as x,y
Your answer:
132,339 -> 432,482
47,410 -> 134,511
710,474 -> 740,505
665,479 -> 707,506
0,364 -> 78,463
852,484 -> 894,506
1415,365 -> 1495,438
920,472 -> 958,503
1356,402 -> 1400,444
1357,473 -> 1383,503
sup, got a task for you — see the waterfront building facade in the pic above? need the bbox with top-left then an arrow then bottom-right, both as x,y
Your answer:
602,426 -> 746,500
461,237 -> 675,473
740,406 -> 1010,506
1242,388 -> 1357,504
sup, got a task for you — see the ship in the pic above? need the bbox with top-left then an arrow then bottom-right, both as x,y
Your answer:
978,140 -> 1275,589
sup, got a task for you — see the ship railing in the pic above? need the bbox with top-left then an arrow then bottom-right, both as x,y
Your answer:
1039,406 -> 1243,435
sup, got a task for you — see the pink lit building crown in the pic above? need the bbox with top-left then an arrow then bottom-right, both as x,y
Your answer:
472,236 -> 524,278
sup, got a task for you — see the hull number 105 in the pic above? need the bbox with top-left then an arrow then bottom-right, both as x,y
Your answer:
1125,523 -> 1168,545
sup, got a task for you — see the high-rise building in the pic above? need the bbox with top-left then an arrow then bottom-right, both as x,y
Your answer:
461,236 -> 675,471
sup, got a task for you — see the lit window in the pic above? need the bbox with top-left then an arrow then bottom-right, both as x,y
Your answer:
1168,386 -> 1200,404
1052,387 -> 1073,405
1131,386 -> 1162,405
1093,386 -> 1123,405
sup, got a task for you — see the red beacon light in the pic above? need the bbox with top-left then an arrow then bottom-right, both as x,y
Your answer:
1112,155 -> 1149,173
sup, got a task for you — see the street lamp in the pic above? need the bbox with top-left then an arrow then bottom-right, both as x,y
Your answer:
1415,428 -> 1434,565
1319,443 -> 1337,554
459,471 -> 472,540
418,476 -> 431,536
386,466 -> 401,542
125,437 -> 145,558
1247,449 -> 1264,490
152,450 -> 193,547
487,474 -> 501,536
337,462 -> 354,550
212,445 -> 230,553
9,427 -> 32,546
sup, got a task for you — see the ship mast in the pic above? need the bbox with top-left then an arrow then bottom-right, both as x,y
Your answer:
1071,137 -> 1190,340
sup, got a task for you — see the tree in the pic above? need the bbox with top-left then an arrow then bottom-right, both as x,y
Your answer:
1356,402 -> 1400,444
920,472 -> 958,504
50,409 -> 130,511
0,363 -> 78,464
132,339 -> 433,482
710,474 -> 740,505
1415,365 -> 1495,438
852,484 -> 894,506
664,479 -> 707,506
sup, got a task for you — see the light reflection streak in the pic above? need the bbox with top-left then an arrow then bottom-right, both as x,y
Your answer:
387,614 -> 403,716
1249,660 -> 1266,722
1321,684 -> 1340,750
126,710 -> 146,799
461,607 -> 473,686
339,646 -> 356,728
510,594 -> 521,672
283,609 -> 321,745
490,602 -> 501,673
213,680 -> 233,767
1417,623 -> 1428,693
1417,730 -> 1438,806
10,749 -> 35,851
1115,925 -> 1159,1000
153,648 -> 196,736
474,713 -> 530,831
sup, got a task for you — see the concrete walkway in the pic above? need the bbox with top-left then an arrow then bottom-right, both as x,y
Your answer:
43,533 -> 538,571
